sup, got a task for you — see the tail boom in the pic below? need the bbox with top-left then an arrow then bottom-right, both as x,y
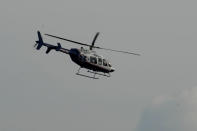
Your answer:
35,31 -> 69,54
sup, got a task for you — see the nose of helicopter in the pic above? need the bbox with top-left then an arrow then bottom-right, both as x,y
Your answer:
110,68 -> 115,72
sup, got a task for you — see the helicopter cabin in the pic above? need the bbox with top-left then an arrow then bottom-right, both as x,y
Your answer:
79,47 -> 112,68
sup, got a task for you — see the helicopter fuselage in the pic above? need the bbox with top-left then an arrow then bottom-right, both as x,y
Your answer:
69,48 -> 115,73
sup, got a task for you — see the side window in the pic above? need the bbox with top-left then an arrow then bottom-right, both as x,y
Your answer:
90,56 -> 97,64
98,58 -> 102,65
103,59 -> 108,66
86,56 -> 90,62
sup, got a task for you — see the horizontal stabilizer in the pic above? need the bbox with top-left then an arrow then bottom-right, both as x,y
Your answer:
46,47 -> 52,54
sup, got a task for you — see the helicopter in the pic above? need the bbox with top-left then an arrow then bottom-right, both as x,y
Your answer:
34,31 -> 140,79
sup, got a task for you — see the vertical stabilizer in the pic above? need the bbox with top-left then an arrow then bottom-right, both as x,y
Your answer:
35,31 -> 44,50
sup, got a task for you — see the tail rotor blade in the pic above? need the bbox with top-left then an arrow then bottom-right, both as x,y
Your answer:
34,43 -> 38,48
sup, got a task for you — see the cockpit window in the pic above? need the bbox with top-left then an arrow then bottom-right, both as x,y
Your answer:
90,56 -> 97,64
103,59 -> 108,66
98,58 -> 102,65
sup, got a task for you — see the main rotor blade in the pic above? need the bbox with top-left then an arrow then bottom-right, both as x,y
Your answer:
95,47 -> 140,56
90,32 -> 100,50
45,33 -> 140,56
45,34 -> 92,47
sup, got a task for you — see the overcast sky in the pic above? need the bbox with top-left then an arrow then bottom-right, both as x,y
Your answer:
1,0 -> 197,131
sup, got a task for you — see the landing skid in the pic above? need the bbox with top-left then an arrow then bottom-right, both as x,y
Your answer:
76,67 -> 111,79
87,70 -> 111,77
76,73 -> 99,79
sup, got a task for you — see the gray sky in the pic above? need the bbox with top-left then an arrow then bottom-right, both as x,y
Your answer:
0,0 -> 197,131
